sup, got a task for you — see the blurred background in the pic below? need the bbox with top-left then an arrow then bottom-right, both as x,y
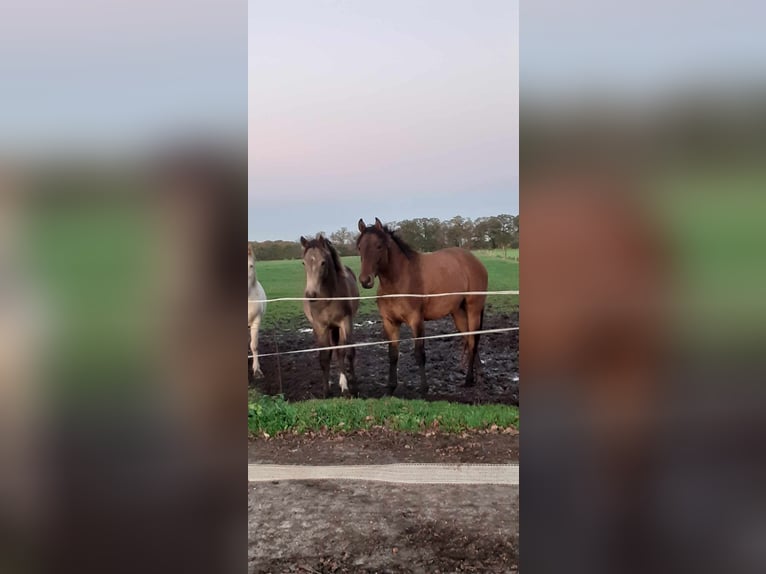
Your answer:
0,1 -> 246,573
521,1 -> 766,573
2,0 -> 765,572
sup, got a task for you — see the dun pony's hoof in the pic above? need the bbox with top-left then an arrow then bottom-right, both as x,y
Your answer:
254,369 -> 264,379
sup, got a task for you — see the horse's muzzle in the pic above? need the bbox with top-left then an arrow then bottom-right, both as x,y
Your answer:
360,276 -> 374,289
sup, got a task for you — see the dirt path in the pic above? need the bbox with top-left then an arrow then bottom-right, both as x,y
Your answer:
251,312 -> 518,405
249,481 -> 519,573
248,463 -> 519,485
249,428 -> 519,465
248,429 -> 519,572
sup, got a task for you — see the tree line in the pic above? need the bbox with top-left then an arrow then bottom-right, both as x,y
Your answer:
251,214 -> 519,261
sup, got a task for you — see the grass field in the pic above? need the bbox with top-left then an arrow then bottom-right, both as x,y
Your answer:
248,391 -> 519,436
255,250 -> 519,329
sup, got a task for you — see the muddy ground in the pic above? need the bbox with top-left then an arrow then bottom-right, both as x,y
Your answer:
250,311 -> 518,404
249,312 -> 519,572
248,429 -> 519,573
249,427 -> 519,465
249,481 -> 519,573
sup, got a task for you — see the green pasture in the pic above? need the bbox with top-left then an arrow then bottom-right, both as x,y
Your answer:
248,391 -> 519,436
652,166 -> 766,348
255,250 -> 519,329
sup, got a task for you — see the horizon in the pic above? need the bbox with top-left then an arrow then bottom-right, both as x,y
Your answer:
248,0 -> 519,241
249,207 -> 518,243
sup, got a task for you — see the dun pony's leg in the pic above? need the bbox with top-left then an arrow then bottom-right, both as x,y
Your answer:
409,318 -> 428,394
382,317 -> 401,395
250,318 -> 262,378
451,305 -> 470,370
315,328 -> 333,398
337,319 -> 354,397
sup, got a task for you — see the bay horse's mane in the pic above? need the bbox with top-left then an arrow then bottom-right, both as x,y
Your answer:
303,234 -> 345,275
357,224 -> 416,260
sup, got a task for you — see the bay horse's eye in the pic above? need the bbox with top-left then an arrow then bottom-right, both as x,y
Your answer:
320,260 -> 326,266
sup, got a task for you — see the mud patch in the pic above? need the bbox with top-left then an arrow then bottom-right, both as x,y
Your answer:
249,481 -> 518,573
251,312 -> 518,405
248,428 -> 519,465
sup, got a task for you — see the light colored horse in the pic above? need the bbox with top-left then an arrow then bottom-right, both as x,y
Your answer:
248,243 -> 267,378
300,234 -> 360,397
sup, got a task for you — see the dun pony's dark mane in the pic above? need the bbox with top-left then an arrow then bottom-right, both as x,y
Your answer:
357,225 -> 416,259
304,235 -> 345,274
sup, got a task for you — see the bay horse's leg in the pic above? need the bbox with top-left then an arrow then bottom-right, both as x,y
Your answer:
409,318 -> 428,395
382,317 -> 401,395
464,302 -> 485,387
451,305 -> 470,370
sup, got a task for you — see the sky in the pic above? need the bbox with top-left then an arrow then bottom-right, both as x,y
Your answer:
520,0 -> 766,102
1,0 -> 246,155
248,0 -> 519,241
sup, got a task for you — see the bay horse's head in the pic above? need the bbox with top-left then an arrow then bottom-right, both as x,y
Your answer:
300,233 -> 341,299
356,217 -> 416,289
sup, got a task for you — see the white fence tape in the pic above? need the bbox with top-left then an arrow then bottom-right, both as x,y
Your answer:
248,289 -> 518,360
248,290 -> 518,304
250,327 -> 518,359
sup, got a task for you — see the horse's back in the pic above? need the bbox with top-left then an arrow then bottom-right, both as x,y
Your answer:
423,247 -> 488,291
413,248 -> 487,320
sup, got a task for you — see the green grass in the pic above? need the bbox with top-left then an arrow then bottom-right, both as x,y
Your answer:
652,166 -> 766,348
256,252 -> 519,329
248,392 -> 519,436
472,248 -> 519,261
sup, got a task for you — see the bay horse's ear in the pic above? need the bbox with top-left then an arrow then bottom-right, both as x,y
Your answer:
300,236 -> 308,248
358,218 -> 366,233
317,233 -> 325,245
374,217 -> 384,230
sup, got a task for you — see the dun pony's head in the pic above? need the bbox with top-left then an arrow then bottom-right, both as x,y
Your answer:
300,234 -> 341,299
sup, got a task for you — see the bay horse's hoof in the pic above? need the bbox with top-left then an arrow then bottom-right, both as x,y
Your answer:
254,369 -> 264,379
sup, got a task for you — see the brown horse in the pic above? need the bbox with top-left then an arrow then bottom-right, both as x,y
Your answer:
357,218 -> 488,393
300,234 -> 360,398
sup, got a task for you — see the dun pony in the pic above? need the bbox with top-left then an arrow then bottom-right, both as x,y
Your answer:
301,234 -> 360,397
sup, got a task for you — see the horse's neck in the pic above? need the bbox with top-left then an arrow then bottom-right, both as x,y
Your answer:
379,247 -> 416,293
248,271 -> 260,295
319,265 -> 341,296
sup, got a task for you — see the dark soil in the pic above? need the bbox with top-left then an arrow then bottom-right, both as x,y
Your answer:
249,481 -> 519,573
248,427 -> 519,465
250,312 -> 518,405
